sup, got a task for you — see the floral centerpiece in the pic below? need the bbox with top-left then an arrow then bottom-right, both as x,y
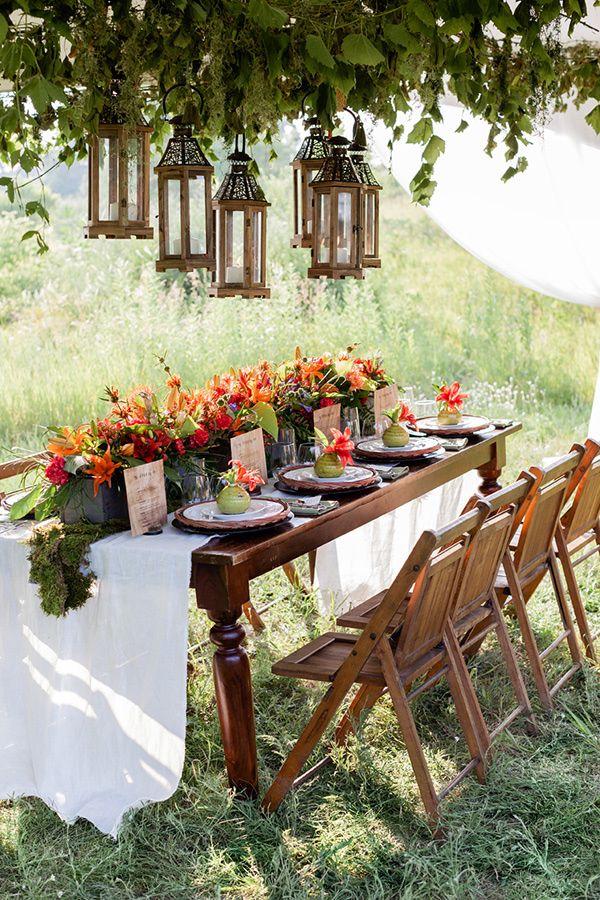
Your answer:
434,381 -> 469,426
313,427 -> 355,478
216,460 -> 264,515
382,402 -> 417,448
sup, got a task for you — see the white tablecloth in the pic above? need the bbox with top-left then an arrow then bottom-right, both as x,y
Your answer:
0,468 -> 477,836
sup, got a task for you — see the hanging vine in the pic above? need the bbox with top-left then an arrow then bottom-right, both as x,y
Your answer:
0,0 -> 599,248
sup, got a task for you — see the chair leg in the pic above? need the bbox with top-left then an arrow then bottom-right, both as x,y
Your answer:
548,550 -> 584,669
243,601 -> 265,632
334,683 -> 385,747
444,627 -> 490,783
503,553 -> 553,711
555,531 -> 597,661
489,593 -> 538,735
376,641 -> 440,827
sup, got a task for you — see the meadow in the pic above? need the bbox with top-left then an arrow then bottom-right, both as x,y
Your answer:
0,136 -> 599,898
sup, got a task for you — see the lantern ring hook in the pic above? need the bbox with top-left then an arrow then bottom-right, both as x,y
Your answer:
161,82 -> 204,120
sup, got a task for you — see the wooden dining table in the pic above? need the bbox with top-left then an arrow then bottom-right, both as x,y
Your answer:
191,423 -> 521,796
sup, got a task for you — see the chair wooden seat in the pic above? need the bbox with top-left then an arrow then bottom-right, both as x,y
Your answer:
336,590 -> 410,631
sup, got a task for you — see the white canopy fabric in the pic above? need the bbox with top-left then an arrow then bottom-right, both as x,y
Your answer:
372,98 -> 600,437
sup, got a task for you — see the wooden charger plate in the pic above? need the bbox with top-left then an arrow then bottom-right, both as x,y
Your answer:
278,463 -> 379,493
416,414 -> 491,437
175,497 -> 290,533
354,435 -> 441,460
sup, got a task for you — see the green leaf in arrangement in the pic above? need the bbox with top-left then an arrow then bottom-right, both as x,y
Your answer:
247,0 -> 288,30
306,34 -> 335,69
0,13 -> 8,44
179,415 -> 199,438
251,401 -> 279,439
9,484 -> 45,522
340,33 -> 385,66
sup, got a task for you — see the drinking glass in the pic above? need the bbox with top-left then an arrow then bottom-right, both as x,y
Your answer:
340,407 -> 361,441
413,399 -> 437,421
268,427 -> 297,477
297,443 -> 322,466
181,467 -> 216,503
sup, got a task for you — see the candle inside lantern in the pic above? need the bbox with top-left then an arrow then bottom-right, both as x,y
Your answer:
226,265 -> 243,283
171,238 -> 202,256
337,247 -> 350,264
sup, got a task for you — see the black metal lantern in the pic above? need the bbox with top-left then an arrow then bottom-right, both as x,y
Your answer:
84,84 -> 153,240
209,135 -> 270,299
348,114 -> 382,269
308,136 -> 363,280
155,85 -> 215,272
290,116 -> 330,248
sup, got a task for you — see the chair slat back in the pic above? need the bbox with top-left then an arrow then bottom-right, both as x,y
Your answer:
452,506 -> 515,620
514,452 -> 581,577
561,451 -> 600,543
395,508 -> 487,667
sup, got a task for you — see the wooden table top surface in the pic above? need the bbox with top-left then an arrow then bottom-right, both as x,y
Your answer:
191,423 -> 521,569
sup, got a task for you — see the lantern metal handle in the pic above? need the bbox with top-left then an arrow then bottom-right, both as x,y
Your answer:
161,82 -> 204,120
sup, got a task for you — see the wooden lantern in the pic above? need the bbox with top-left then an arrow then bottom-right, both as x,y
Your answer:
155,122 -> 214,272
209,136 -> 270,299
290,117 -> 329,249
84,89 -> 153,240
349,140 -> 382,269
307,136 -> 363,280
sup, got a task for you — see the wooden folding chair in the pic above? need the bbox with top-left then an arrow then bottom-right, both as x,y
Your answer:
337,478 -> 538,745
495,451 -> 588,710
553,438 -> 600,660
262,508 -> 491,826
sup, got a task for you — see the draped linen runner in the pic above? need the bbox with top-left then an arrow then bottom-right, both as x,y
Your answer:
0,515 -> 211,837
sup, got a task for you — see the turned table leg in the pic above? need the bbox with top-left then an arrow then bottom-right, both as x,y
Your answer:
478,438 -> 506,496
195,563 -> 258,797
208,608 -> 258,797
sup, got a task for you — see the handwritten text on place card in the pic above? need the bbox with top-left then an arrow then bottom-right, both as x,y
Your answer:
124,459 -> 168,537
230,427 -> 268,483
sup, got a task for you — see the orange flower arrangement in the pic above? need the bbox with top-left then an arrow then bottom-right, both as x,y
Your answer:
316,427 -> 355,468
434,381 -> 469,414
84,449 -> 122,495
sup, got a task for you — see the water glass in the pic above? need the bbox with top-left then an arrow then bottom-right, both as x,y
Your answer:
181,471 -> 216,503
340,407 -> 361,441
413,399 -> 437,420
297,443 -> 322,466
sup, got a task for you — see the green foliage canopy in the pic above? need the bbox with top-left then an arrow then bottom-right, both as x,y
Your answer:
0,0 -> 599,245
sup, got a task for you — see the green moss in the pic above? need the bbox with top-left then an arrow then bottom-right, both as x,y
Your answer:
28,520 -> 126,617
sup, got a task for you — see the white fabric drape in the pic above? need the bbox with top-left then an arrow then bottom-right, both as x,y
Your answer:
0,516 -> 211,836
372,98 -> 600,436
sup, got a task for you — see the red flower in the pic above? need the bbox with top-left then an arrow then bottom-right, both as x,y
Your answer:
435,381 -> 468,413
229,459 -> 265,492
396,402 -> 417,428
45,455 -> 70,486
323,427 -> 354,468
320,398 -> 335,408
174,439 -> 185,455
215,411 -> 233,430
189,425 -> 210,449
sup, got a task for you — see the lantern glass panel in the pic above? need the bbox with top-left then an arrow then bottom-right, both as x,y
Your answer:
188,174 -> 207,255
317,193 -> 330,263
99,136 -> 119,221
252,210 -> 262,282
306,163 -> 320,234
167,178 -> 182,255
127,136 -> 143,221
336,191 -> 352,265
225,209 -> 244,283
365,191 -> 375,257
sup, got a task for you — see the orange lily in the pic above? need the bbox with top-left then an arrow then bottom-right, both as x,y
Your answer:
84,449 -> 122,495
47,426 -> 88,457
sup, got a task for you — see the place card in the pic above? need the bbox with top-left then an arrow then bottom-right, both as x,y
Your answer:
230,427 -> 268,482
374,384 -> 399,428
312,402 -> 341,440
124,459 -> 168,537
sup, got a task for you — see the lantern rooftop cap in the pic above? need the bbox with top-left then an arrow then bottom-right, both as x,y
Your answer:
310,141 -> 361,185
328,135 -> 351,150
156,128 -> 212,169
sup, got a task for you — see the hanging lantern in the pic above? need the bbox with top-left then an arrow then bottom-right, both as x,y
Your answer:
290,116 -> 329,248
307,136 -> 363,280
84,85 -> 153,240
209,135 -> 270,299
155,85 -> 215,272
348,113 -> 382,269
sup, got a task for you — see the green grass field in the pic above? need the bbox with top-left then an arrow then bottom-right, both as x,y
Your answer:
0,142 -> 599,898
